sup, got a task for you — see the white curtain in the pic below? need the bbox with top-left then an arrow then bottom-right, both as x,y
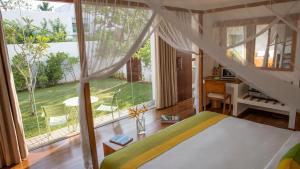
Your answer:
156,12 -> 196,55
75,0 -> 155,168
154,10 -> 200,112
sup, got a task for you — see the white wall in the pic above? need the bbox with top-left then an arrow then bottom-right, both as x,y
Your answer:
7,42 -> 80,83
7,42 -> 79,59
7,41 -> 154,84
203,2 -> 300,85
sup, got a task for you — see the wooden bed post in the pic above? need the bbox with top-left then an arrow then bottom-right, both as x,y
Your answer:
74,0 -> 99,168
198,12 -> 204,112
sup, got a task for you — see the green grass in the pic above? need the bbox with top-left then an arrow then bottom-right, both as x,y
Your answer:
17,78 -> 152,138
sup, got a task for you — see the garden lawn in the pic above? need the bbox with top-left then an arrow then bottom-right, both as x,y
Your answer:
17,78 -> 153,138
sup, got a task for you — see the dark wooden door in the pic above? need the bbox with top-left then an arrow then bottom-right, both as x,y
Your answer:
176,50 -> 193,101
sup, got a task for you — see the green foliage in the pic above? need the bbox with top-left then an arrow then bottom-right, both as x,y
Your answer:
12,52 -> 76,89
0,0 -> 31,11
37,2 -> 53,11
3,19 -> 24,44
11,35 -> 50,90
4,16 -> 69,107
134,39 -> 151,67
45,52 -> 68,86
49,18 -> 67,42
11,54 -> 27,90
66,56 -> 79,65
22,18 -> 37,38
36,63 -> 48,88
3,17 -> 68,44
112,71 -> 126,80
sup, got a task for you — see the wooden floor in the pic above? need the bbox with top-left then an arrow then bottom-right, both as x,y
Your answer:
8,108 -> 300,169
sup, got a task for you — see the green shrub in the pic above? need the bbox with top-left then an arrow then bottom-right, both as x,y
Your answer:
45,52 -> 67,86
134,39 -> 151,67
11,54 -> 27,90
11,66 -> 27,91
36,62 -> 48,88
12,52 -> 75,89
3,18 -> 68,44
112,71 -> 126,80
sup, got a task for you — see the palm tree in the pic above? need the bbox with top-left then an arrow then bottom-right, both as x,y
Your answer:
38,2 -> 53,11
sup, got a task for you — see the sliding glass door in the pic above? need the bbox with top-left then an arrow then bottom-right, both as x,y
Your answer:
1,1 -> 155,150
90,38 -> 154,127
1,1 -> 81,150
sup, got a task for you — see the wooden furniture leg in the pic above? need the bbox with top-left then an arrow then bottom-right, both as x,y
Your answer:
204,96 -> 207,111
222,100 -> 226,114
228,95 -> 232,114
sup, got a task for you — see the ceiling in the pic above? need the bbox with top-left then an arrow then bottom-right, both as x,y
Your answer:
132,0 -> 271,10
162,0 -> 269,10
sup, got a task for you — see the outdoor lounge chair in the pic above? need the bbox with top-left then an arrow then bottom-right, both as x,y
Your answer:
96,89 -> 121,120
42,104 -> 70,139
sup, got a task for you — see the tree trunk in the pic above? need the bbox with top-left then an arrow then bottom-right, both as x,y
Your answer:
126,57 -> 142,82
28,86 -> 34,115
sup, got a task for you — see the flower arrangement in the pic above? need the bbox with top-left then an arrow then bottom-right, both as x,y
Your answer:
128,105 -> 148,135
128,104 -> 148,118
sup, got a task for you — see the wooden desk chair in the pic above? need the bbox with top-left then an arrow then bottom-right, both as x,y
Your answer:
204,80 -> 231,114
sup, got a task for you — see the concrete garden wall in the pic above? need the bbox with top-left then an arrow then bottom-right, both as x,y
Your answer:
7,42 -> 152,83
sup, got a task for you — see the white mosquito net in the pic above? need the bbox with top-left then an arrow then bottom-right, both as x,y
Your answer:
146,0 -> 300,109
76,0 -> 300,168
76,0 -> 154,168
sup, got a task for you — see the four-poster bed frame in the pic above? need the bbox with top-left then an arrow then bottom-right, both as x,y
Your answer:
28,1 -> 300,168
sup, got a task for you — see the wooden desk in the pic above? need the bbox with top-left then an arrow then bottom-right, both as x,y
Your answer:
204,76 -> 241,109
204,76 -> 296,129
204,76 -> 242,84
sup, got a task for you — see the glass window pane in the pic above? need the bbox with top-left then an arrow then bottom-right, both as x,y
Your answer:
91,38 -> 154,127
226,26 -> 246,63
2,2 -> 81,150
255,24 -> 294,69
255,24 -> 269,67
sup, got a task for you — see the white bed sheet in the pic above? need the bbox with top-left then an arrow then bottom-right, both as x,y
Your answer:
139,117 -> 294,169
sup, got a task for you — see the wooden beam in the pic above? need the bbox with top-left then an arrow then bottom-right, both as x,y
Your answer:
45,0 -> 296,14
74,0 -> 99,169
43,0 -> 203,13
290,26 -> 298,71
214,13 -> 300,27
198,13 -> 204,112
204,0 -> 298,14
165,6 -> 203,14
42,0 -> 73,3
246,24 -> 256,64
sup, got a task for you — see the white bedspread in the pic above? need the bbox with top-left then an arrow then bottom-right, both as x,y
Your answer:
139,117 -> 295,169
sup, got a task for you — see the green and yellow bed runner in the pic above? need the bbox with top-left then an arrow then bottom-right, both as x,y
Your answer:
277,143 -> 300,169
100,111 -> 227,169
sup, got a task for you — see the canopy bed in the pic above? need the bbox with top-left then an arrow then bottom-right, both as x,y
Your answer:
0,0 -> 300,169
1,0 -> 299,168
71,0 -> 300,168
